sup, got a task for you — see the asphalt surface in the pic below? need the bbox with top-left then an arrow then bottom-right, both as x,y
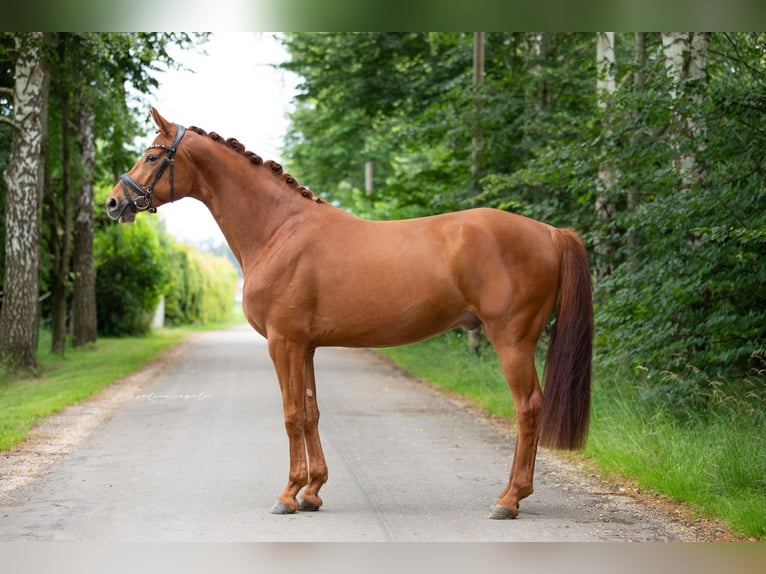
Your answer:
0,325 -> 696,541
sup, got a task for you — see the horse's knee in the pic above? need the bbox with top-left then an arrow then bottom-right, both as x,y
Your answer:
283,409 -> 307,436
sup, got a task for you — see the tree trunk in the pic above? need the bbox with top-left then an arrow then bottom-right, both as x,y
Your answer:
521,32 -> 552,209
71,94 -> 97,346
468,32 -> 485,355
595,32 -> 617,279
523,33 -> 551,140
661,32 -> 711,194
627,32 -> 646,260
471,32 -> 485,186
364,160 -> 374,195
0,33 -> 48,370
49,34 -> 73,354
34,45 -> 51,360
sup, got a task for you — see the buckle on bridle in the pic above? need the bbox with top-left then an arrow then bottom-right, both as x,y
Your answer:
118,124 -> 186,215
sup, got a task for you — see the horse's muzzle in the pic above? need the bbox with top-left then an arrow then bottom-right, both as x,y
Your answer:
105,195 -> 135,223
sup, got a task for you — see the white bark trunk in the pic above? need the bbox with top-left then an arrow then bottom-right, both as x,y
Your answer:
596,32 -> 616,109
0,32 -> 47,369
595,32 -> 617,279
661,32 -> 711,194
596,31 -> 617,200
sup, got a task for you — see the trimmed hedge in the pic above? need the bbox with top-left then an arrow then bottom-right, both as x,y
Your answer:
163,241 -> 238,326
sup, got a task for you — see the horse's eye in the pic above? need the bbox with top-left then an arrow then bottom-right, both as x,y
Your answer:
146,154 -> 159,164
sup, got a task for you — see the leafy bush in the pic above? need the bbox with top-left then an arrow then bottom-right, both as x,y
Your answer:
94,221 -> 238,335
94,217 -> 170,336
594,135 -> 766,392
163,241 -> 238,326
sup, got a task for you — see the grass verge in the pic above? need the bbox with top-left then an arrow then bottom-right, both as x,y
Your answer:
379,331 -> 765,540
0,327 -> 193,452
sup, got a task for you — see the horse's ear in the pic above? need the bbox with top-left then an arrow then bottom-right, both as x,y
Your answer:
150,107 -> 174,136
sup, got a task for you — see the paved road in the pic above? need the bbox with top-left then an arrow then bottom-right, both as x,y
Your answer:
0,325 -> 695,541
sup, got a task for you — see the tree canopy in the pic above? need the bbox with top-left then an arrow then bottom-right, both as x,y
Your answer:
0,32 -> 240,370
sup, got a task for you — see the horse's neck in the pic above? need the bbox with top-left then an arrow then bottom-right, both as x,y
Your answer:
193,166 -> 307,270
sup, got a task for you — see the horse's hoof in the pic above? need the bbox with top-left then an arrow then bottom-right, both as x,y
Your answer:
270,500 -> 297,515
488,504 -> 519,520
298,496 -> 321,511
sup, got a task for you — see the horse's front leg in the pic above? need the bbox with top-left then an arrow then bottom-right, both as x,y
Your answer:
297,348 -> 328,511
268,334 -> 310,514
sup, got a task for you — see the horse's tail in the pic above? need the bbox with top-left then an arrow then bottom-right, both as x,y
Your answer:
538,228 -> 593,450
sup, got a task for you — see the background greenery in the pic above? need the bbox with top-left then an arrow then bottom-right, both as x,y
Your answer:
1,33 -> 238,344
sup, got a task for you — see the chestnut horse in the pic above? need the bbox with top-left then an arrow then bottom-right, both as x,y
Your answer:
106,108 -> 593,520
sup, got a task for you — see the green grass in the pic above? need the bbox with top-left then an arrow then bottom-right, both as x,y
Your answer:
0,328 -> 190,451
586,377 -> 766,539
380,331 -> 766,540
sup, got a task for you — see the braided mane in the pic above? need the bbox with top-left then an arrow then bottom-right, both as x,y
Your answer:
187,125 -> 323,204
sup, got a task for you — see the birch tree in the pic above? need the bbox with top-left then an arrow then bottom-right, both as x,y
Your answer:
595,32 -> 617,279
661,32 -> 711,194
627,32 -> 646,258
0,33 -> 48,370
468,31 -> 485,354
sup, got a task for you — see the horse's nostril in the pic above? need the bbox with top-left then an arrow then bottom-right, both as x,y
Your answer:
106,197 -> 117,209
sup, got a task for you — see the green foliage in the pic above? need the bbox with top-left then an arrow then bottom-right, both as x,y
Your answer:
163,241 -> 238,327
282,32 -> 599,220
586,360 -> 766,539
282,32 -> 477,215
1,32 -> 209,325
596,204 -> 766,390
593,33 -> 766,389
94,214 -> 170,336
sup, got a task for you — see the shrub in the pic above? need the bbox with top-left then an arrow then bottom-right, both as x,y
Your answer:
163,240 -> 238,326
94,217 -> 170,336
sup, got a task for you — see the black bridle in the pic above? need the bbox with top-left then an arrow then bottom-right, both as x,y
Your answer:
118,124 -> 186,217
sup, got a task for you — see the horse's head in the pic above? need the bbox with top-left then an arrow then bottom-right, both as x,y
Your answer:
106,107 -> 191,223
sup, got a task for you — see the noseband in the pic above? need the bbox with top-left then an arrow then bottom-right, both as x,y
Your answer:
118,124 -> 186,217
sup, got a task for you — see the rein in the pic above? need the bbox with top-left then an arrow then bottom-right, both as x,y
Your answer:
118,124 -> 186,217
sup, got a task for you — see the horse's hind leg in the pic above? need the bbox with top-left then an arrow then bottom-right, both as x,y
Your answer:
298,348 -> 328,511
486,338 -> 543,519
